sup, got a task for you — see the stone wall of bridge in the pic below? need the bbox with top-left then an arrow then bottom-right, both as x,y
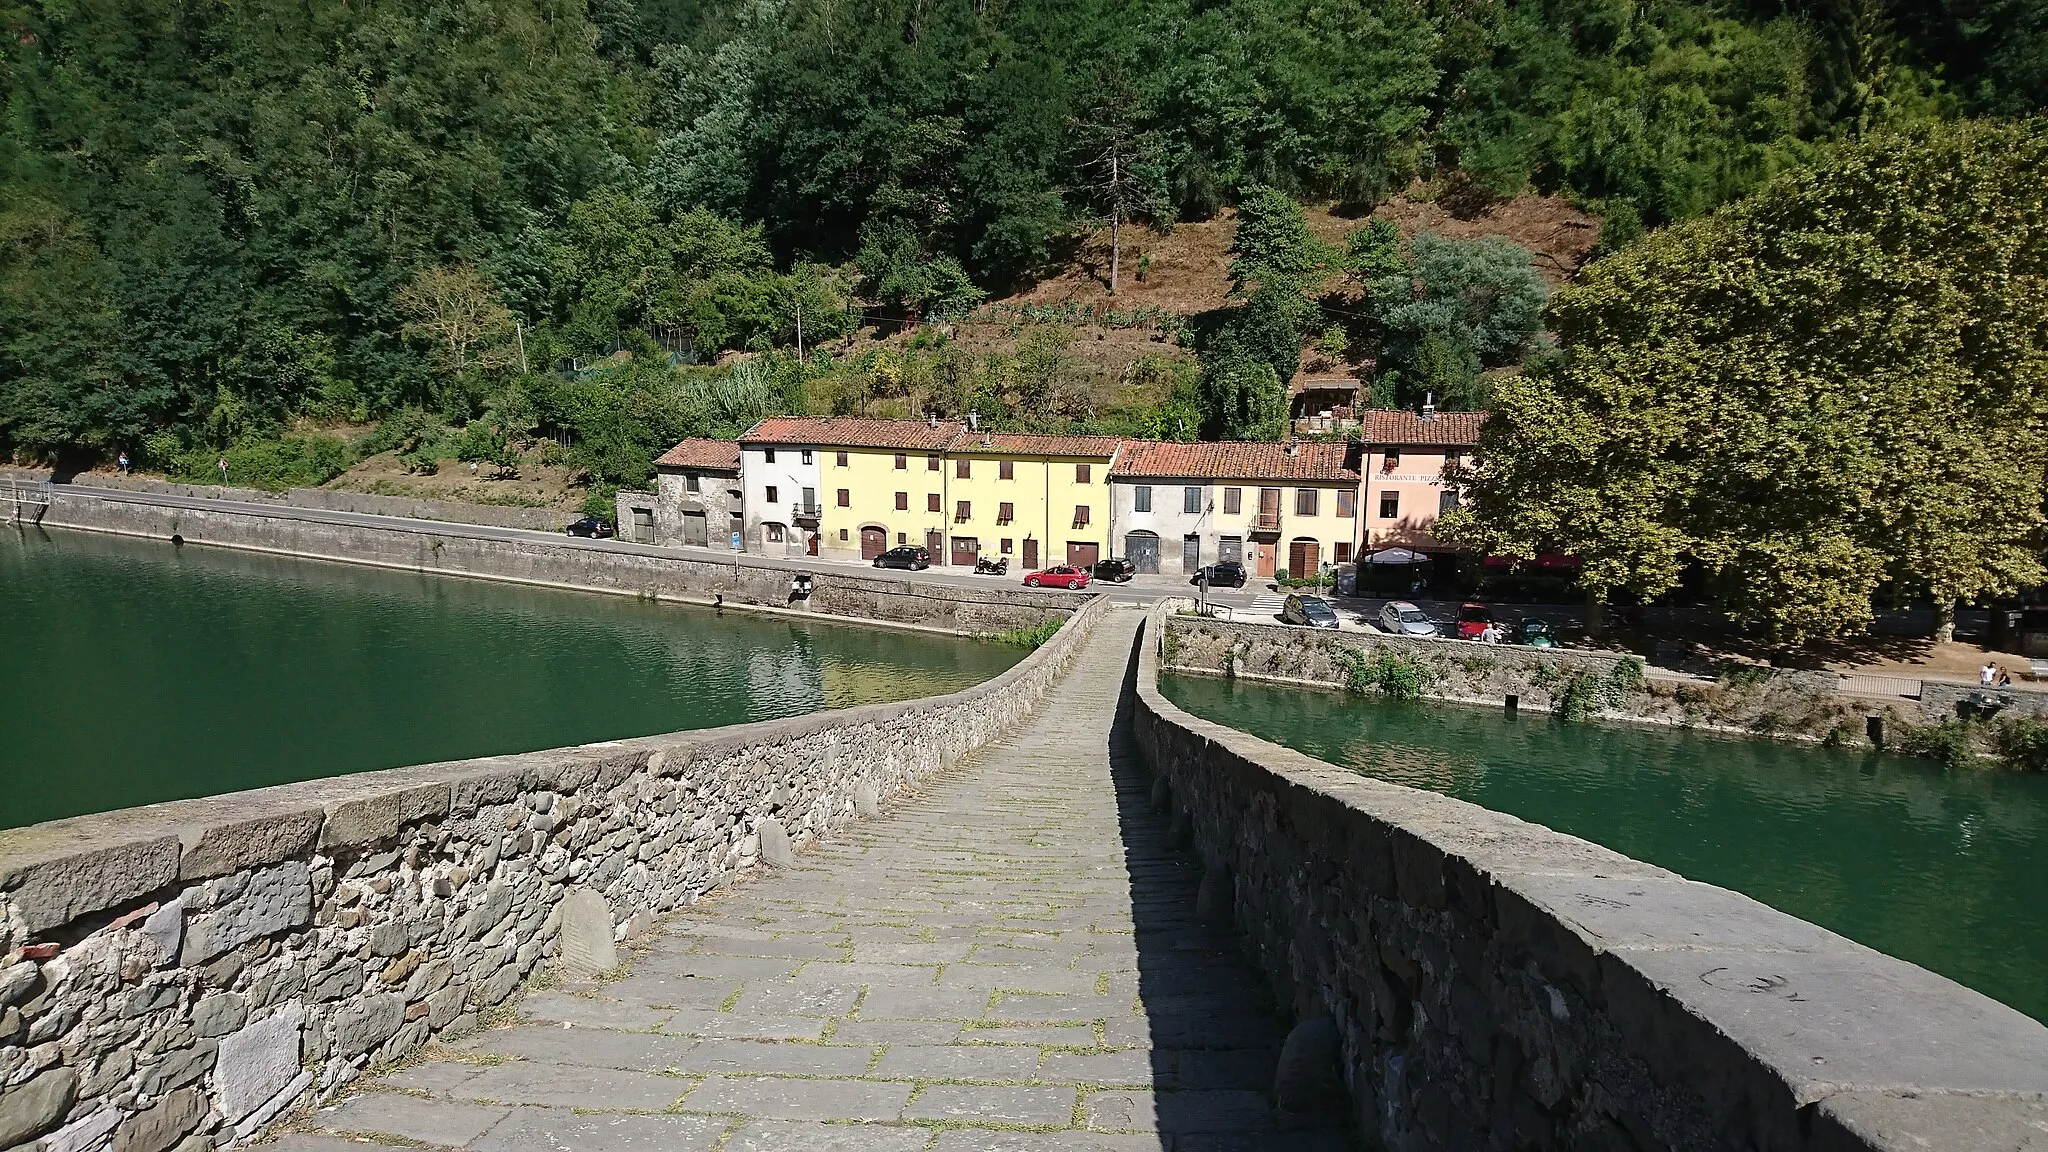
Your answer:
0,599 -> 1104,1152
1132,607 -> 2048,1151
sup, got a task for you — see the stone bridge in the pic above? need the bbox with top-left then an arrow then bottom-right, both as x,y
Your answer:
5,601 -> 2047,1152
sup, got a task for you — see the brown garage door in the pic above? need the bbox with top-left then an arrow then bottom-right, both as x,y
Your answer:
1288,539 -> 1320,578
860,526 -> 886,559
951,536 -> 979,567
1067,541 -> 1100,569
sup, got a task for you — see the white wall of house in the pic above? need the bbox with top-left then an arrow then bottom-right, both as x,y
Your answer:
739,445 -> 821,555
1110,480 -> 1218,575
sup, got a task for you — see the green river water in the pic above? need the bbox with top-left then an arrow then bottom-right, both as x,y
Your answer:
1162,673 -> 2048,1023
0,528 -> 1021,831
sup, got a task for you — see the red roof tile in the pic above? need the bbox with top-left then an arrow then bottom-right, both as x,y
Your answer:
1109,441 -> 1359,482
1362,410 -> 1486,447
947,432 -> 1122,459
740,416 -> 957,451
654,438 -> 742,471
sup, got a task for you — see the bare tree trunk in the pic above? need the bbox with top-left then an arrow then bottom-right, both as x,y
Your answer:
1934,597 -> 1957,644
1585,586 -> 1606,641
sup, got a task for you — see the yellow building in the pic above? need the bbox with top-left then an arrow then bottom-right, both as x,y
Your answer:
736,418 -> 1119,569
943,433 -> 1120,570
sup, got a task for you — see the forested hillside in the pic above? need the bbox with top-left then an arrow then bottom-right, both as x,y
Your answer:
1,0 -> 2040,488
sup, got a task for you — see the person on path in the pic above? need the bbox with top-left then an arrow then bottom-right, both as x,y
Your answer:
217,458 -> 229,482
117,451 -> 129,475
1981,661 -> 1999,687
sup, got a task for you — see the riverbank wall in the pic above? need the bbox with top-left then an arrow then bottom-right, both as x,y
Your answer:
2,469 -> 571,533
1161,611 -> 1868,738
32,489 -> 1080,636
0,593 -> 1107,1152
1131,607 -> 2048,1151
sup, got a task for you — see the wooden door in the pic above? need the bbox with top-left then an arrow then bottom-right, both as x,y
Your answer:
860,526 -> 886,559
682,510 -> 708,547
1023,539 -> 1040,569
1288,539 -> 1319,578
926,530 -> 944,561
1254,543 -> 1275,578
1067,541 -> 1100,568
950,536 -> 979,567
1181,535 -> 1201,572
1126,533 -> 1160,573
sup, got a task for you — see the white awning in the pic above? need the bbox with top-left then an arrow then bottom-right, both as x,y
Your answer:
1364,547 -> 1431,565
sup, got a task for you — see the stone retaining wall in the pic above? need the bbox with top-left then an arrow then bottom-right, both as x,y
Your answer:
35,491 -> 1078,636
1163,612 -> 1865,740
3,471 -> 570,532
1133,607 -> 2048,1151
0,600 -> 1104,1152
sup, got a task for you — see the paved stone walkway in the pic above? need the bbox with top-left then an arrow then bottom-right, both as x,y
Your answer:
269,609 -> 1347,1151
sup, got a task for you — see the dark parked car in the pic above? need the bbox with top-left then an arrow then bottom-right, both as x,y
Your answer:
1024,565 -> 1091,589
1092,557 -> 1136,583
564,517 -> 613,539
1282,594 -> 1341,629
872,545 -> 931,570
1191,560 -> 1247,588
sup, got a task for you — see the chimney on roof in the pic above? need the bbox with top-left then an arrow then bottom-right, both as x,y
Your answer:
927,412 -> 939,428
967,410 -> 979,432
1421,392 -> 1436,421
1285,438 -> 1299,457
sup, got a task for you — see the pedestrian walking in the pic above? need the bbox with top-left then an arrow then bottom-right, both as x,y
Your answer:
217,457 -> 229,482
117,451 -> 130,475
1981,661 -> 1999,687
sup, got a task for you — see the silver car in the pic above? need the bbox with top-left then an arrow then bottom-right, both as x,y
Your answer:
1378,600 -> 1438,637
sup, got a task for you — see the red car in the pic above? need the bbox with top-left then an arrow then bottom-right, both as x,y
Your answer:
1456,602 -> 1494,640
1024,565 -> 1091,589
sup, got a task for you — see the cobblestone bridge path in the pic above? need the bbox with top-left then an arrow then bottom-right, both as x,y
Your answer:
270,609 -> 1347,1152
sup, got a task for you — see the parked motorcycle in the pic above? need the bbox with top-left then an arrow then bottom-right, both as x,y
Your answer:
974,555 -> 1009,575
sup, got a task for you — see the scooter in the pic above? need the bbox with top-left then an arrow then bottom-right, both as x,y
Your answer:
974,555 -> 1009,575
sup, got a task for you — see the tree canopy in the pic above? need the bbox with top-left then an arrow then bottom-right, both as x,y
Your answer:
1439,119 -> 2048,644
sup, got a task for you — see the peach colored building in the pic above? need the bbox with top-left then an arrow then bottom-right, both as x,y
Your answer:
1357,409 -> 1486,556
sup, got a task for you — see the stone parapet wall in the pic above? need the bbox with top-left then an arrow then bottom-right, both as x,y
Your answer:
0,600 -> 1104,1152
36,491 -> 1079,636
1,471 -> 569,532
1133,607 -> 2048,1151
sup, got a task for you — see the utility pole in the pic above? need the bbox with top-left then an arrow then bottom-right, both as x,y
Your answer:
795,297 -> 805,361
515,319 -> 528,374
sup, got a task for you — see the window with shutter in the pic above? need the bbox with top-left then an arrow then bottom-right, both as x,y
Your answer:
1000,460 -> 1014,480
1134,486 -> 1151,513
1295,489 -> 1319,516
928,493 -> 941,513
836,489 -> 850,507
956,459 -> 970,478
895,492 -> 909,510
1076,464 -> 1091,483
894,453 -> 906,469
1337,490 -> 1356,517
999,502 -> 1014,523
1074,505 -> 1090,526
1223,487 -> 1242,514
956,500 -> 971,521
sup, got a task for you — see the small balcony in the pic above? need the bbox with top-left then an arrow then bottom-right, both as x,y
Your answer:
1251,512 -> 1282,535
790,502 -> 822,527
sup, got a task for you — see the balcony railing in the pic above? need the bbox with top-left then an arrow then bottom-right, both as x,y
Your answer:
1252,512 -> 1282,532
790,502 -> 822,525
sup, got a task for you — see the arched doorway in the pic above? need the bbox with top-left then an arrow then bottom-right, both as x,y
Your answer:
1288,537 -> 1320,578
860,525 -> 887,560
1125,530 -> 1160,574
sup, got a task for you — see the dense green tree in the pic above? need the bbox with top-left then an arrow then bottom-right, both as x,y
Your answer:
1370,231 -> 1548,409
1438,120 -> 2048,645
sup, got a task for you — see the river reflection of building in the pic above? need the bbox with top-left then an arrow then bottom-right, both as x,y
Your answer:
1344,740 -> 1482,793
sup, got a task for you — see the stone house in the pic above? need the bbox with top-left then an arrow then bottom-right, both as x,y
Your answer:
625,438 -> 744,548
1108,441 -> 1361,579
737,420 -> 827,556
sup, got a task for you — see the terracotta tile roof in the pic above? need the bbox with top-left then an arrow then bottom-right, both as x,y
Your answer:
654,438 -> 742,471
1109,440 -> 1359,483
739,416 -> 957,451
947,432 -> 1123,459
1362,410 -> 1486,447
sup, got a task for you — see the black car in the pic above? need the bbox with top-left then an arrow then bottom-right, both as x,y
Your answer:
564,517 -> 613,539
1092,557 -> 1136,583
1282,594 -> 1341,629
872,545 -> 931,571
1191,560 -> 1247,588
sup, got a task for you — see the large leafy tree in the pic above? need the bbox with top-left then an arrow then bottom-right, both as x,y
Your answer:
1440,119 -> 2048,645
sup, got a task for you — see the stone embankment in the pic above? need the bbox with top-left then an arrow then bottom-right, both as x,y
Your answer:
2,471 -> 568,533
1135,606 -> 2048,1151
0,599 -> 1104,1152
33,489 -> 1078,636
1164,612 -> 1879,740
